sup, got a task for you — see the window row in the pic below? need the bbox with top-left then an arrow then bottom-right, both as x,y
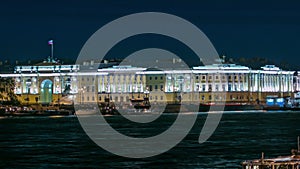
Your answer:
195,75 -> 246,81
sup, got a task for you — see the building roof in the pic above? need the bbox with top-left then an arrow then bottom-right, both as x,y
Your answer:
193,64 -> 250,70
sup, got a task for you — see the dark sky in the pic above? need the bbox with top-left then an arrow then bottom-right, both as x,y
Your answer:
1,0 -> 300,66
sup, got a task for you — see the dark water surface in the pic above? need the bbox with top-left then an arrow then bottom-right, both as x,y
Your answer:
1,111 -> 300,168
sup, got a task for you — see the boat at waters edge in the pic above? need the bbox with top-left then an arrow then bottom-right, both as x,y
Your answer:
242,137 -> 300,169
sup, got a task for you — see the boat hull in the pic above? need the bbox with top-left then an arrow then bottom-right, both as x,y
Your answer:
198,103 -> 263,112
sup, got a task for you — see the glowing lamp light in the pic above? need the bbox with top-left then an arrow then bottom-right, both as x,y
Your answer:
266,98 -> 274,106
276,98 -> 284,103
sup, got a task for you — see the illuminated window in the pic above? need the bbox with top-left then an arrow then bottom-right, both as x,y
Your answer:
215,85 -> 219,91
208,84 -> 212,91
228,84 -> 232,91
222,84 -> 226,91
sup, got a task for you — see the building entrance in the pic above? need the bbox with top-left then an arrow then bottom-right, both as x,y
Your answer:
40,79 -> 53,104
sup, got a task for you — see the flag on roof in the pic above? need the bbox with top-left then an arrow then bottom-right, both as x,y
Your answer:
48,40 -> 53,45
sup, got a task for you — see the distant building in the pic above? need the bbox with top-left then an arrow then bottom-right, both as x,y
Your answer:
0,58 -> 299,106
0,77 -> 14,103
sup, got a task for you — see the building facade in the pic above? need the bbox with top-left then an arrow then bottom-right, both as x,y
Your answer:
0,61 -> 299,106
1,64 -> 79,105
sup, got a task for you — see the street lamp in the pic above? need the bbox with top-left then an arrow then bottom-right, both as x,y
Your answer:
144,87 -> 150,98
138,83 -> 141,98
106,85 -> 110,99
78,86 -> 86,104
132,86 -> 136,99
25,79 -> 32,105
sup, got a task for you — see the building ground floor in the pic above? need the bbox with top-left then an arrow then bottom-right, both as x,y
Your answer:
13,82 -> 294,106
96,91 -> 293,105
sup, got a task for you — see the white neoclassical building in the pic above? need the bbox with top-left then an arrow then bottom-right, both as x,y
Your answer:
0,60 -> 299,105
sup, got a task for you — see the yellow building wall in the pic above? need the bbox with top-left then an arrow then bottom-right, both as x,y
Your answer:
17,94 -> 63,105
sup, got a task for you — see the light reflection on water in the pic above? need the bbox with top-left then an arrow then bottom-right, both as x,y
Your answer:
0,111 -> 299,168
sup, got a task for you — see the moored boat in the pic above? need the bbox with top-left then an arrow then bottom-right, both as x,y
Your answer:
199,102 -> 262,112
130,90 -> 151,111
263,94 -> 300,111
99,96 -> 119,115
242,137 -> 300,169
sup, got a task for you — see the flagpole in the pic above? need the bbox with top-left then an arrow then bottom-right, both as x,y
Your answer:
48,39 -> 54,62
50,40 -> 53,62
51,42 -> 53,61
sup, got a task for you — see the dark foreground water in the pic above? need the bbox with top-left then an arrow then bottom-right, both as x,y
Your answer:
1,111 -> 300,168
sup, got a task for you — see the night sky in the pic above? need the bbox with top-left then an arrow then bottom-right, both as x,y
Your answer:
1,0 -> 300,66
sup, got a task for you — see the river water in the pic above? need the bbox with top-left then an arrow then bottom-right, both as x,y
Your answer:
1,111 -> 300,168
